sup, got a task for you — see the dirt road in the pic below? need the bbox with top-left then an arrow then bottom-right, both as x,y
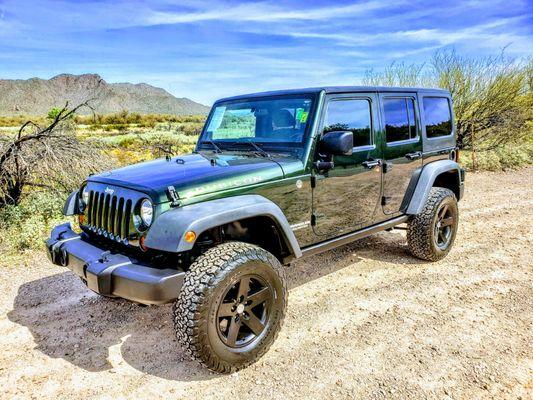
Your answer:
1,169 -> 532,399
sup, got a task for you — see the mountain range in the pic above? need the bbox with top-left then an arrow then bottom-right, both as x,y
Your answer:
0,74 -> 210,116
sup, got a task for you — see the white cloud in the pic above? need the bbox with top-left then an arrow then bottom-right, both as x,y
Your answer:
144,1 -> 400,25
0,0 -> 530,104
260,15 -> 531,56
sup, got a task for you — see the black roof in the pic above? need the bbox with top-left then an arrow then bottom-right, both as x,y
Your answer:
218,86 -> 449,102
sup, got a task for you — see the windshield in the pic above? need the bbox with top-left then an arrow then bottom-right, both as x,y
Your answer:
198,95 -> 315,157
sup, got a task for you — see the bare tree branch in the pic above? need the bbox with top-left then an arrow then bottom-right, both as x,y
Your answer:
0,100 -> 113,208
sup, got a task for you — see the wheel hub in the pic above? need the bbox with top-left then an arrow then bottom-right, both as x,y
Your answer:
434,203 -> 454,250
216,274 -> 273,348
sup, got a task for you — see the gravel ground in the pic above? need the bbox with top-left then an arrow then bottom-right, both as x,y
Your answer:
1,169 -> 532,399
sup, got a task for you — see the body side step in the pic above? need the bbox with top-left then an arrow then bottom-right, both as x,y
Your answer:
300,215 -> 409,259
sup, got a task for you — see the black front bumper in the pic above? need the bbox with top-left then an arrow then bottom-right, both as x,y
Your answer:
46,223 -> 185,305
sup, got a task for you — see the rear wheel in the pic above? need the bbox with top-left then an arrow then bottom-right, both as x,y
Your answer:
407,187 -> 459,261
173,242 -> 287,373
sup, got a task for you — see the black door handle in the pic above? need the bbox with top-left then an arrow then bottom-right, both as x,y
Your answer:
405,152 -> 422,160
362,159 -> 381,169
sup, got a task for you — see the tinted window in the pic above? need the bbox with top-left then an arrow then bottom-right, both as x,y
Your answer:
423,97 -> 452,138
323,99 -> 372,147
383,98 -> 417,143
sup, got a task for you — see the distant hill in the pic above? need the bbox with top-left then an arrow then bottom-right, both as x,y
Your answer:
0,74 -> 210,116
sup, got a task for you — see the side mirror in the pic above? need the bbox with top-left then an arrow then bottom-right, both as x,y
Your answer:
320,131 -> 353,156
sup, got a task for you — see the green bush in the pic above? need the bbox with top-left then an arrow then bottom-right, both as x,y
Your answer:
364,50 -> 532,152
460,144 -> 533,171
0,192 -> 69,252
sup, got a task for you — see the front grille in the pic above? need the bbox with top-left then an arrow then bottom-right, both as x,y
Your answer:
86,190 -> 133,241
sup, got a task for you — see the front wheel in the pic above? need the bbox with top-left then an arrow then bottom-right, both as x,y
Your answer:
173,242 -> 287,373
407,187 -> 459,261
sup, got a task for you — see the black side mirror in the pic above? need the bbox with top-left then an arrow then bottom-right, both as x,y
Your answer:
320,131 -> 353,156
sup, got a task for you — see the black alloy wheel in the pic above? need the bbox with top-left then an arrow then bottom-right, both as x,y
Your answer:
407,187 -> 459,261
216,275 -> 272,347
174,241 -> 287,373
434,203 -> 455,250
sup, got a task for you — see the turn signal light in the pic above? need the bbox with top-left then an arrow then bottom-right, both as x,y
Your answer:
78,214 -> 85,225
184,231 -> 196,243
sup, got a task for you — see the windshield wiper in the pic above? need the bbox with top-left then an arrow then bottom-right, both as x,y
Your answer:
244,139 -> 270,158
200,140 -> 222,153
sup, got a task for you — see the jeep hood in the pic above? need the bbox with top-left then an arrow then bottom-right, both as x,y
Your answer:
89,153 -> 296,203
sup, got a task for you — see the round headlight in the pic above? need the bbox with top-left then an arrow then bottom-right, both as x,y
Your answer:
140,199 -> 153,227
81,186 -> 90,205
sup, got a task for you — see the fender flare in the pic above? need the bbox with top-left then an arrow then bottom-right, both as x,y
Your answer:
144,195 -> 303,258
63,190 -> 80,216
405,160 -> 462,215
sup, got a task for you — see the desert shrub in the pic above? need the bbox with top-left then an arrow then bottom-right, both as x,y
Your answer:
0,115 -> 48,127
178,123 -> 203,136
116,136 -> 137,148
0,191 -> 68,251
0,103 -> 116,208
47,107 -> 64,120
138,120 -> 157,128
460,144 -> 533,171
91,130 -> 197,165
363,49 -> 532,159
73,112 -> 206,127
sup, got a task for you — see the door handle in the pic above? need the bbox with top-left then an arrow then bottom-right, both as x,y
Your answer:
405,151 -> 422,160
362,159 -> 381,169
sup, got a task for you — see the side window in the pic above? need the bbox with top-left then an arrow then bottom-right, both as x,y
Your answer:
423,97 -> 452,138
383,98 -> 417,143
323,99 -> 372,147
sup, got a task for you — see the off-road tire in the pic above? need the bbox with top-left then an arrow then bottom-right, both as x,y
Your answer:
173,241 -> 287,373
407,187 -> 458,261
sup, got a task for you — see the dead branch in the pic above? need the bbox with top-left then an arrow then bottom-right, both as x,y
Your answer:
0,101 -> 114,208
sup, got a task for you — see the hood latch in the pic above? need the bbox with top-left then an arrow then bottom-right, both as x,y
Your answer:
166,186 -> 180,207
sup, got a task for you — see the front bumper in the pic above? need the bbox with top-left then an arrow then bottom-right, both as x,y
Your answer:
46,223 -> 185,305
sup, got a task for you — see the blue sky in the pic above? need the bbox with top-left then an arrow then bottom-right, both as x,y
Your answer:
0,0 -> 531,105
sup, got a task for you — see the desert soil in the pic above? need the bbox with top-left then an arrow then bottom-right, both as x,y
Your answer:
0,169 -> 532,399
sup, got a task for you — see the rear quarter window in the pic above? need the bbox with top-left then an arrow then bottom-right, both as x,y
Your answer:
423,97 -> 453,138
383,98 -> 417,143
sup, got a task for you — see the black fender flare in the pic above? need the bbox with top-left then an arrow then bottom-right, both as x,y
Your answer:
144,195 -> 303,258
63,190 -> 80,216
404,160 -> 463,215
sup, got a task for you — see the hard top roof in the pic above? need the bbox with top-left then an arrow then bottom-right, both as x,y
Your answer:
217,86 -> 450,102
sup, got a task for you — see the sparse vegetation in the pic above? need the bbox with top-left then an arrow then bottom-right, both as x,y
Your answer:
0,191 -> 67,250
0,106 -> 205,253
0,102 -> 114,209
364,49 -> 532,170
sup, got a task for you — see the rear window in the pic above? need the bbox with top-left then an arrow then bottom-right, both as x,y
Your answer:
383,98 -> 417,143
423,97 -> 452,138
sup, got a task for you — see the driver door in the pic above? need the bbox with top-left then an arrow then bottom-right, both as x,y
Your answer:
312,93 -> 382,239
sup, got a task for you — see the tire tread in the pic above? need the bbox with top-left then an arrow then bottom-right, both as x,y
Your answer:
173,241 -> 287,373
407,187 -> 457,261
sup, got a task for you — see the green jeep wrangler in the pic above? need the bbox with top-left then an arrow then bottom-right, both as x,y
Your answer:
47,86 -> 465,372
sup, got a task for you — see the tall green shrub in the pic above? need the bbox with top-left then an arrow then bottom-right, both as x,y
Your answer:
363,50 -> 532,163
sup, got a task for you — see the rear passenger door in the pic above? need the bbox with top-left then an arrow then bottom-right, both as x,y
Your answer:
380,93 -> 423,215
